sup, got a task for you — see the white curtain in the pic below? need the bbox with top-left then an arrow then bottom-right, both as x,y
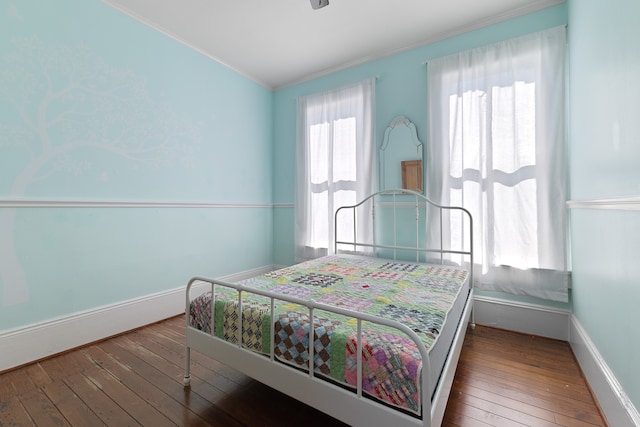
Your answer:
427,26 -> 569,302
295,78 -> 375,262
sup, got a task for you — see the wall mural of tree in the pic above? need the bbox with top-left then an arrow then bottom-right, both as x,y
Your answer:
0,35 -> 202,306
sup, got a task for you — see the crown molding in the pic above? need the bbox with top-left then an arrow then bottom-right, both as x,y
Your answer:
276,0 -> 565,90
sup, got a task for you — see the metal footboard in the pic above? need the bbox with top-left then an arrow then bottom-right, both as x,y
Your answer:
184,276 -> 436,426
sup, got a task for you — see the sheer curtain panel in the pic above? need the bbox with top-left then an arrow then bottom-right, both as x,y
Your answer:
427,26 -> 569,302
295,78 -> 375,262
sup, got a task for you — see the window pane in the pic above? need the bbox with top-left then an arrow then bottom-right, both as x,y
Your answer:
491,82 -> 536,173
451,181 -> 481,244
449,91 -> 486,178
333,117 -> 357,182
493,180 -> 538,269
309,123 -> 329,185
309,191 -> 329,248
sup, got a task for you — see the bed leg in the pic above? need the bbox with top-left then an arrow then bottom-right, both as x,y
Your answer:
470,303 -> 476,329
183,346 -> 192,387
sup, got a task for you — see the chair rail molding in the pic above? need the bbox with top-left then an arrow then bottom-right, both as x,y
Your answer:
0,199 -> 272,209
567,197 -> 640,211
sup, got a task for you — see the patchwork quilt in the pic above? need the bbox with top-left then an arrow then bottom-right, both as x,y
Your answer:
189,254 -> 468,414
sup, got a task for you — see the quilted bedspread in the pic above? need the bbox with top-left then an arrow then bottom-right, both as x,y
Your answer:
189,254 -> 468,414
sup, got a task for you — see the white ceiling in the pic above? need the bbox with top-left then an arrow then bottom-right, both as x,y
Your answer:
103,0 -> 562,90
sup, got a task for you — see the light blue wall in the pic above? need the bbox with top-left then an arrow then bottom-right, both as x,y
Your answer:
568,0 -> 640,412
272,4 -> 569,282
0,1 -> 273,329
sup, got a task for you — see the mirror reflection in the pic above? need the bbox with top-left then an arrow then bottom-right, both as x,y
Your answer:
379,116 -> 423,193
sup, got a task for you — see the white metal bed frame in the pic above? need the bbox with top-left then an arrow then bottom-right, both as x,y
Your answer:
183,189 -> 474,427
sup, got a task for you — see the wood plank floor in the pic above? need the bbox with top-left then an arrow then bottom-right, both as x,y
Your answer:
0,316 -> 606,427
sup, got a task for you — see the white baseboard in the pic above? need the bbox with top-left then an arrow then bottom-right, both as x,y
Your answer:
0,265 -> 277,373
570,315 -> 640,427
472,295 -> 570,340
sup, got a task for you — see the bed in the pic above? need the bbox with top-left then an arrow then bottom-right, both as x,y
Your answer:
184,189 -> 474,427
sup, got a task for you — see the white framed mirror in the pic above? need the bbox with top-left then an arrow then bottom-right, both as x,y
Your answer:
379,116 -> 424,193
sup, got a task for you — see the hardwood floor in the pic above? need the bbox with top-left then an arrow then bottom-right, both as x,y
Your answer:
443,326 -> 606,427
0,316 -> 606,427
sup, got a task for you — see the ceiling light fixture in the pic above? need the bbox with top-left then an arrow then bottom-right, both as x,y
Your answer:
310,0 -> 329,9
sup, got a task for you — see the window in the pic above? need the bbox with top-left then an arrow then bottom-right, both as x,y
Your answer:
295,79 -> 375,262
427,26 -> 570,302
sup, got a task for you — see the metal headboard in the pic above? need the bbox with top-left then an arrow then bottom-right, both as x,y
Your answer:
334,188 -> 473,284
